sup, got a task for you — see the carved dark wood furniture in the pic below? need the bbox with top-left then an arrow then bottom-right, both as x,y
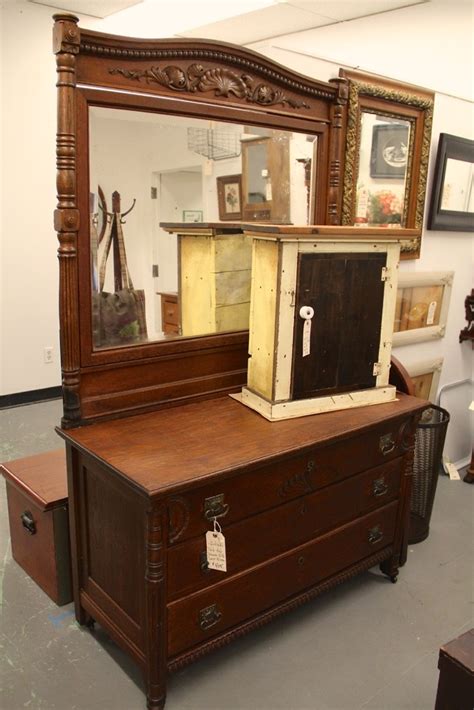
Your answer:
58,394 -> 425,709
1,450 -> 72,606
53,15 -> 429,710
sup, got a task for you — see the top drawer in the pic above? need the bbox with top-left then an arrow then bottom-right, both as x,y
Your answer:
167,416 -> 409,545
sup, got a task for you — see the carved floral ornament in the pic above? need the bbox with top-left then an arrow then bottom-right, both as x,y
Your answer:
109,63 -> 311,109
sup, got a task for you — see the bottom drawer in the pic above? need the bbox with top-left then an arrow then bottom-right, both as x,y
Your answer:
168,501 -> 398,656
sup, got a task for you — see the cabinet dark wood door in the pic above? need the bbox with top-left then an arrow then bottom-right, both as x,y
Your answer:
292,252 -> 387,400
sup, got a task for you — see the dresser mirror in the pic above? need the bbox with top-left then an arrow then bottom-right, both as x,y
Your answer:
339,69 -> 434,259
89,106 -> 318,349
54,14 -> 350,424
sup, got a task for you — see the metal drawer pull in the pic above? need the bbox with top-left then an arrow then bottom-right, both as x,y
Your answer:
204,494 -> 229,521
199,603 -> 222,631
21,511 -> 36,535
373,477 -> 389,497
379,433 -> 396,456
200,551 -> 210,573
368,526 -> 383,545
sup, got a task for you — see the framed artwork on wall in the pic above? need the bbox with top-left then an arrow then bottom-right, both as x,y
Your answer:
393,271 -> 454,346
216,174 -> 242,221
428,133 -> 474,232
405,358 -> 444,402
182,210 -> 203,223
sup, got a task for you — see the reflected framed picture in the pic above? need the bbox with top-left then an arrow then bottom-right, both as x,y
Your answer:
393,271 -> 454,346
428,133 -> 474,232
370,124 -> 410,179
182,210 -> 203,223
217,174 -> 242,221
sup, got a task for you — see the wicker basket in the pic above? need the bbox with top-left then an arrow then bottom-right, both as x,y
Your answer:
409,405 -> 450,544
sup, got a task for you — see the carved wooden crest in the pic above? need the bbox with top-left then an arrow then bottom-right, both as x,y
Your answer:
110,63 -> 310,109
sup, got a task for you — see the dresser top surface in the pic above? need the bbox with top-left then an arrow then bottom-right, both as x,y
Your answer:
58,394 -> 426,496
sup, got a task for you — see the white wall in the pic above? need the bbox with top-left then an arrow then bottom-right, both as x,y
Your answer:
1,2 -> 472,464
1,2 -> 60,394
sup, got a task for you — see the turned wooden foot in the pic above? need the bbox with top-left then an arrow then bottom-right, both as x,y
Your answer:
74,603 -> 94,628
380,558 -> 399,583
146,693 -> 166,709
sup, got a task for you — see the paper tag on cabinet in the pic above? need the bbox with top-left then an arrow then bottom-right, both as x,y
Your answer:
427,301 -> 437,325
206,530 -> 227,572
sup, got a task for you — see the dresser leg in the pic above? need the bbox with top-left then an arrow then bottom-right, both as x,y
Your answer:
146,690 -> 166,709
145,506 -> 168,710
380,558 -> 398,583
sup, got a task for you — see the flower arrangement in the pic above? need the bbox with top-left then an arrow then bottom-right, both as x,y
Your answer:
367,190 -> 403,225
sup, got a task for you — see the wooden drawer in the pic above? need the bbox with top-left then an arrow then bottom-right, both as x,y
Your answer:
163,299 -> 179,326
168,417 -> 408,545
168,457 -> 402,599
168,501 -> 398,656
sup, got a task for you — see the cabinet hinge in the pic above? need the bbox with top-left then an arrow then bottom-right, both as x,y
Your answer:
373,362 -> 382,376
381,267 -> 389,281
151,186 -> 157,199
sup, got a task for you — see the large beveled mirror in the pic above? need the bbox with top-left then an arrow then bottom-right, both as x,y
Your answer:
54,15 -> 346,424
339,69 -> 434,259
89,106 -> 319,350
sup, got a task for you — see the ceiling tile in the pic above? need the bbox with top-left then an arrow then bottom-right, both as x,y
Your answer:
178,4 -> 332,43
282,0 -> 427,22
29,0 -> 143,19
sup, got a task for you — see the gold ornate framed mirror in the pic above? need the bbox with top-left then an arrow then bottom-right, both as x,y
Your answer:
339,69 -> 434,259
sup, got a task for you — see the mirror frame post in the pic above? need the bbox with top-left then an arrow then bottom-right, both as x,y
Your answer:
53,14 -> 82,426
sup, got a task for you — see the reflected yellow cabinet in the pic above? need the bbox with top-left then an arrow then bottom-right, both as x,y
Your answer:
162,223 -> 252,337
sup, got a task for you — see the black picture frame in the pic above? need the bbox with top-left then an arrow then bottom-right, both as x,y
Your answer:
370,124 -> 410,179
428,133 -> 474,232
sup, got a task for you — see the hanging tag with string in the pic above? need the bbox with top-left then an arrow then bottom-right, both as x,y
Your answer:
206,519 -> 227,572
299,305 -> 314,358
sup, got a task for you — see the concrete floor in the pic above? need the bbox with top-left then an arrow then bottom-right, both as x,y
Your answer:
0,399 -> 473,710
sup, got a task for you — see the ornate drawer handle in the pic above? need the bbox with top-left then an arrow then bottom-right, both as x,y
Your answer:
200,551 -> 210,574
368,526 -> 383,545
21,510 -> 36,535
379,433 -> 396,456
373,477 -> 389,497
204,494 -> 229,521
199,603 -> 222,631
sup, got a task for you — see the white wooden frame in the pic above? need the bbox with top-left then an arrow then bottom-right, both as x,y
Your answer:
393,271 -> 454,346
405,357 -> 444,402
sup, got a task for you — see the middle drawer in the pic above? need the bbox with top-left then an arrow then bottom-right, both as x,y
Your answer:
167,457 -> 401,600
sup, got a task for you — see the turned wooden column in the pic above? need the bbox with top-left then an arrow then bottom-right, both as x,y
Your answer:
145,504 -> 168,710
53,14 -> 81,427
326,77 -> 348,225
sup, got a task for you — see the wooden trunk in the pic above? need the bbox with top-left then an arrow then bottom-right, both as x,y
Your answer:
1,450 -> 72,606
58,393 -> 425,709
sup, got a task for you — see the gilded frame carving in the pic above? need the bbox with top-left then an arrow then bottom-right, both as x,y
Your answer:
339,69 -> 434,259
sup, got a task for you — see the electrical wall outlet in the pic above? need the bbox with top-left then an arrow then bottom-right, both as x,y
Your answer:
44,346 -> 54,364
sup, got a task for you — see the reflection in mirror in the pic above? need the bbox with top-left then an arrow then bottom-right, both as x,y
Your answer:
89,107 -> 318,350
441,158 -> 474,212
355,112 -> 411,227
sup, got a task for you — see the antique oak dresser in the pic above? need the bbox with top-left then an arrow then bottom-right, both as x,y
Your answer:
52,15 -> 430,709
58,394 -> 425,709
